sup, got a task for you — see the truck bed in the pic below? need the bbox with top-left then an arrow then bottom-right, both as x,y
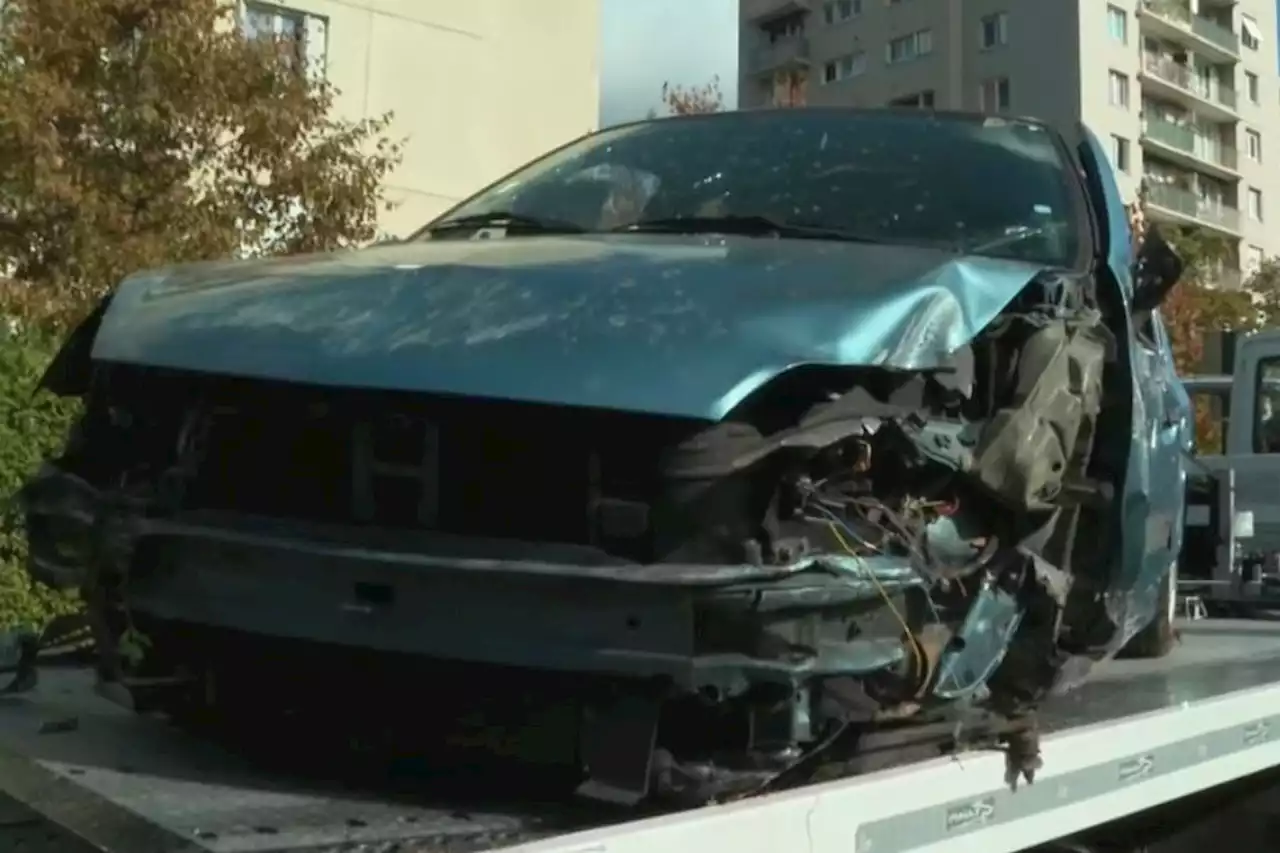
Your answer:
5,619 -> 1280,853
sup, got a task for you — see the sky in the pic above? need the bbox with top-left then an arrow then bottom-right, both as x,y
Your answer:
599,0 -> 740,126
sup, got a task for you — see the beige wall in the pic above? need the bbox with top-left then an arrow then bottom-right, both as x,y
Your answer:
256,0 -> 600,238
738,0 -> 1280,281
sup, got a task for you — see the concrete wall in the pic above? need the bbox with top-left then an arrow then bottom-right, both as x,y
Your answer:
249,0 -> 601,238
1230,0 -> 1280,272
741,0 -> 1080,117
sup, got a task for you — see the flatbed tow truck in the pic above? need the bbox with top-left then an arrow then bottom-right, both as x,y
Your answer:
15,329 -> 1280,853
4,617 -> 1280,853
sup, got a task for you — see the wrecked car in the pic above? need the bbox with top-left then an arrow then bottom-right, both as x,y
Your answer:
19,108 -> 1190,806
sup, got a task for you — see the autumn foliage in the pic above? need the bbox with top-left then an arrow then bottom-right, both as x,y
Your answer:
0,0 -> 402,329
1153,222 -> 1280,450
0,0 -> 405,629
661,76 -> 725,115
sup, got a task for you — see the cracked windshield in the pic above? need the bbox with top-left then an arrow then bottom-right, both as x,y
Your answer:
423,110 -> 1081,268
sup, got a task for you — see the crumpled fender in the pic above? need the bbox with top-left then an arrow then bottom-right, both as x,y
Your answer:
47,236 -> 1049,420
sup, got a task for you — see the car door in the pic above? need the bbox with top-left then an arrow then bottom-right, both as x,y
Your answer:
1075,128 -> 1182,645
1074,130 -> 1173,613
1146,310 -> 1192,564
1226,333 -> 1280,554
1126,310 -> 1184,584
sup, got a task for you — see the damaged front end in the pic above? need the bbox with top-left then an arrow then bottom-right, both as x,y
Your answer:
18,267 -> 1117,806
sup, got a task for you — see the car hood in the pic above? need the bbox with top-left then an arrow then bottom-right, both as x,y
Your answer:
90,234 -> 1049,421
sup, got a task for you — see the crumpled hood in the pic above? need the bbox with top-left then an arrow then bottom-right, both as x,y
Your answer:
91,235 -> 1048,420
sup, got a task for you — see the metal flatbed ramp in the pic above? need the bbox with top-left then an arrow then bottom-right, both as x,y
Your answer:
517,620 -> 1280,853
0,670 -> 610,853
4,622 -> 1280,853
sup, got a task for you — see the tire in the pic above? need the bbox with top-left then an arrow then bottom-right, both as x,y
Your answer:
1120,561 -> 1178,659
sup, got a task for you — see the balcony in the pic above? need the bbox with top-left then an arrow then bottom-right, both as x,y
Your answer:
742,0 -> 812,23
1137,0 -> 1240,63
1140,54 -> 1238,121
748,36 -> 811,75
1144,182 -> 1241,235
1141,116 -> 1239,178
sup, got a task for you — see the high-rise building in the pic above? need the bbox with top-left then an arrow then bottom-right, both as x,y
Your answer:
738,0 -> 1278,284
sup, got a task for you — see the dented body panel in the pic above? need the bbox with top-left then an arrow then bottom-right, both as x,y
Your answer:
1076,129 -> 1191,654
18,109 -> 1189,809
90,237 -> 1046,421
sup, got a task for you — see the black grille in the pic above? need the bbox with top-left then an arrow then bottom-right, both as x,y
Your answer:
112,371 -> 683,553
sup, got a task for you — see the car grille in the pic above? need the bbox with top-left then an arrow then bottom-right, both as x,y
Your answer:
117,371 -> 677,555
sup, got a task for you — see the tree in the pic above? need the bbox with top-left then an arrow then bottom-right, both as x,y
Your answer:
1153,223 -> 1254,375
1244,257 -> 1280,328
0,0 -> 402,327
661,75 -> 724,115
1130,204 -> 1256,449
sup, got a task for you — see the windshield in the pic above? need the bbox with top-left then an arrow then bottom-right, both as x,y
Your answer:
415,109 -> 1084,267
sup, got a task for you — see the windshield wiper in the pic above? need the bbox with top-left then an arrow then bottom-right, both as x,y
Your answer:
614,215 -> 881,243
425,211 -> 587,235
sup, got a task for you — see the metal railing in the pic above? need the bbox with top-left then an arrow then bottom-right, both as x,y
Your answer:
1145,182 -> 1241,231
1140,0 -> 1240,53
1143,116 -> 1239,170
1142,53 -> 1238,110
749,36 -> 811,73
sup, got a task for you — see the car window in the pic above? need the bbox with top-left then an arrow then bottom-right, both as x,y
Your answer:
1254,359 -> 1280,453
1189,387 -> 1228,455
417,111 -> 1084,268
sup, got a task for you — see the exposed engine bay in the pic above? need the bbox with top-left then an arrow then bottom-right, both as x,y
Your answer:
19,273 -> 1123,807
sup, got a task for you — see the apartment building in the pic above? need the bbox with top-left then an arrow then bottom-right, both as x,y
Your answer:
240,0 -> 600,238
738,0 -> 1280,283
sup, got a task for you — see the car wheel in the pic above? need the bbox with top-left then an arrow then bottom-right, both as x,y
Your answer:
1120,561 -> 1178,659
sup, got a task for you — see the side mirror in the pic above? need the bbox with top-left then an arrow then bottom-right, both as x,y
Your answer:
1131,225 -> 1184,314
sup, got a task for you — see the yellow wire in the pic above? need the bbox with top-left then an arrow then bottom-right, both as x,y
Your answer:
827,521 -> 930,691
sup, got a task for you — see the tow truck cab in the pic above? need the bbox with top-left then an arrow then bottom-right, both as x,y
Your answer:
1180,329 -> 1280,607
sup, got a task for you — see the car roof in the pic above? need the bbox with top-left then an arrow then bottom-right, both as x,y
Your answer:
1183,375 -> 1232,391
1183,375 -> 1280,393
624,105 -> 1075,141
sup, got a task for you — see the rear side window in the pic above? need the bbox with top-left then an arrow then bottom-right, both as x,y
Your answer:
1253,359 -> 1280,453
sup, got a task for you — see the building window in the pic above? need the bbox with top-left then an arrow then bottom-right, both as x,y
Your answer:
1111,135 -> 1130,173
888,90 -> 935,108
980,12 -> 1008,49
979,77 -> 1011,112
1108,70 -> 1129,108
886,29 -> 933,64
1247,245 -> 1265,274
1242,14 -> 1261,51
1247,72 -> 1260,104
1249,188 -> 1264,221
1107,5 -> 1127,43
823,0 -> 861,25
823,51 -> 867,83
1248,129 -> 1263,163
242,1 -> 328,77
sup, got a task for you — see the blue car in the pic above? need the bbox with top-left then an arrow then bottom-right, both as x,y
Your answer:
22,108 -> 1190,805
